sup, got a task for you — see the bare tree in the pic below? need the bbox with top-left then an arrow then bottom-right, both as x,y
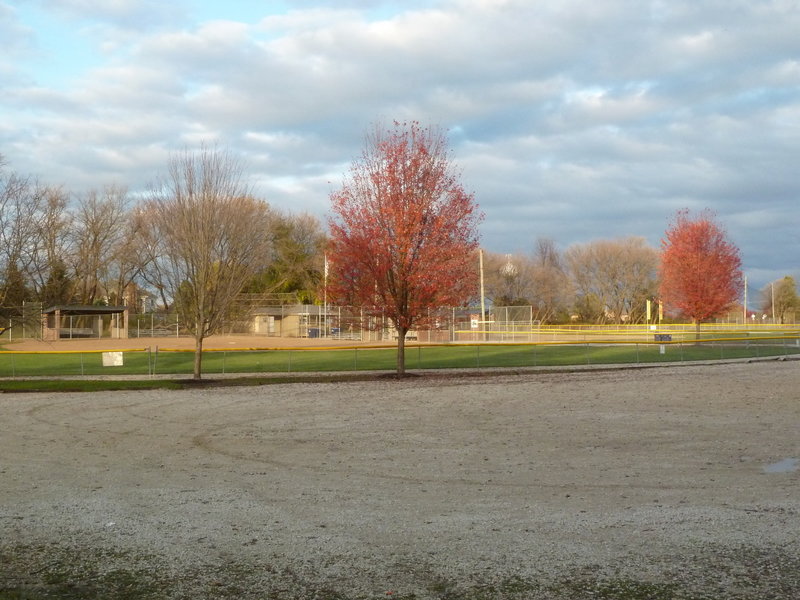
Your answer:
27,187 -> 74,303
482,240 -> 570,323
0,171 -> 48,306
529,238 -> 571,323
566,237 -> 659,324
132,203 -> 173,311
147,146 -> 272,379
71,186 -> 131,305
482,251 -> 534,306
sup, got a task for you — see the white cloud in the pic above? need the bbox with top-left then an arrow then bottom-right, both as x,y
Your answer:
35,0 -> 185,30
0,2 -> 34,53
1,0 -> 798,288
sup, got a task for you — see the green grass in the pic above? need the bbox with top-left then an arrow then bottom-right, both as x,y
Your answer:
0,340 -> 798,385
0,379 -> 185,392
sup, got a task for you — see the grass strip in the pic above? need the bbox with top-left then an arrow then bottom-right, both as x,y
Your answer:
0,341 -> 798,384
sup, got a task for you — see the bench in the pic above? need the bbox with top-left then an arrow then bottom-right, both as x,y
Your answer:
59,328 -> 95,338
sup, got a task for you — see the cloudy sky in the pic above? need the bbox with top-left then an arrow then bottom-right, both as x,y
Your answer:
1,0 -> 798,296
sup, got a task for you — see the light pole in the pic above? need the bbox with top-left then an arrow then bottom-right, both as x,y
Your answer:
479,249 -> 486,341
771,282 -> 776,324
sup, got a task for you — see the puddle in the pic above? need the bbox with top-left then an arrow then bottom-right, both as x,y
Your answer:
763,458 -> 799,473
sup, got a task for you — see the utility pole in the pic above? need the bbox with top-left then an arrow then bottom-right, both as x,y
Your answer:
479,249 -> 486,342
771,282 -> 776,323
743,275 -> 747,324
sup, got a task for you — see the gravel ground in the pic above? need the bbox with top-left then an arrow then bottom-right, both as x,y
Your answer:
1,361 -> 799,599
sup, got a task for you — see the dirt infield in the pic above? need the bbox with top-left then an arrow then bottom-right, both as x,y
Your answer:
1,361 -> 799,599
3,334 -> 382,352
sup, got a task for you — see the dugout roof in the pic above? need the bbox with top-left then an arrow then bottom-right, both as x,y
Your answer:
42,305 -> 127,315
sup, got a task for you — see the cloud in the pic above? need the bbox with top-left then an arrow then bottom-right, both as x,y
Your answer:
34,0 -> 185,30
0,2 -> 38,85
1,0 -> 799,289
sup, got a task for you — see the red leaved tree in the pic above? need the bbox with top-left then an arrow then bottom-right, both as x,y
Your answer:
659,209 -> 743,336
327,121 -> 482,375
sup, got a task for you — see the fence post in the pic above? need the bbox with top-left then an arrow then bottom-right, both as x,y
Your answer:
354,347 -> 358,370
288,350 -> 292,373
476,344 -> 480,368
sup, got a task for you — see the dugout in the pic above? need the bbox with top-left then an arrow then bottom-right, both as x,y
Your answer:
42,305 -> 129,341
250,304 -> 335,338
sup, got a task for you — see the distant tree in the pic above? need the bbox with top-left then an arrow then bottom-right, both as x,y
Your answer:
483,251 -> 533,306
483,243 -> 570,322
566,237 -> 659,323
328,121 -> 482,375
72,185 -> 131,305
529,238 -> 571,323
0,262 -> 30,310
147,146 -> 272,379
0,171 -> 44,302
131,203 -> 172,311
761,276 -> 799,324
244,211 -> 327,303
40,258 -> 74,307
28,187 -> 73,302
659,209 -> 743,335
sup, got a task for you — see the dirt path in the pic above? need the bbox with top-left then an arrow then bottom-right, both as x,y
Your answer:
2,334 -> 388,352
1,361 -> 799,599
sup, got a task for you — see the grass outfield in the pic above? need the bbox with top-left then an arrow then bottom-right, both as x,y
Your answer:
1,340 -> 799,381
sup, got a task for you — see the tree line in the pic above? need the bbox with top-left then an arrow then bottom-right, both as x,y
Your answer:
3,123 -> 797,378
2,150 -> 796,329
0,151 -> 326,315
471,240 -> 796,327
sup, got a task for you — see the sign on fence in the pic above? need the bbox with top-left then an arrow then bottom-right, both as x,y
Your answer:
102,352 -> 124,367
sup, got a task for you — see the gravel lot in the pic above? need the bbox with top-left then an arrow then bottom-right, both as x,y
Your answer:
1,361 -> 799,599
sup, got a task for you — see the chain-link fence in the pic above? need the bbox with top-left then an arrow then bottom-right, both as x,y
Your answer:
1,336 -> 799,378
5,302 -> 799,345
0,302 -> 43,341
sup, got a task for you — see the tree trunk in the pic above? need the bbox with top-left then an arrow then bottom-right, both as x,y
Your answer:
396,327 -> 407,376
194,334 -> 204,379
